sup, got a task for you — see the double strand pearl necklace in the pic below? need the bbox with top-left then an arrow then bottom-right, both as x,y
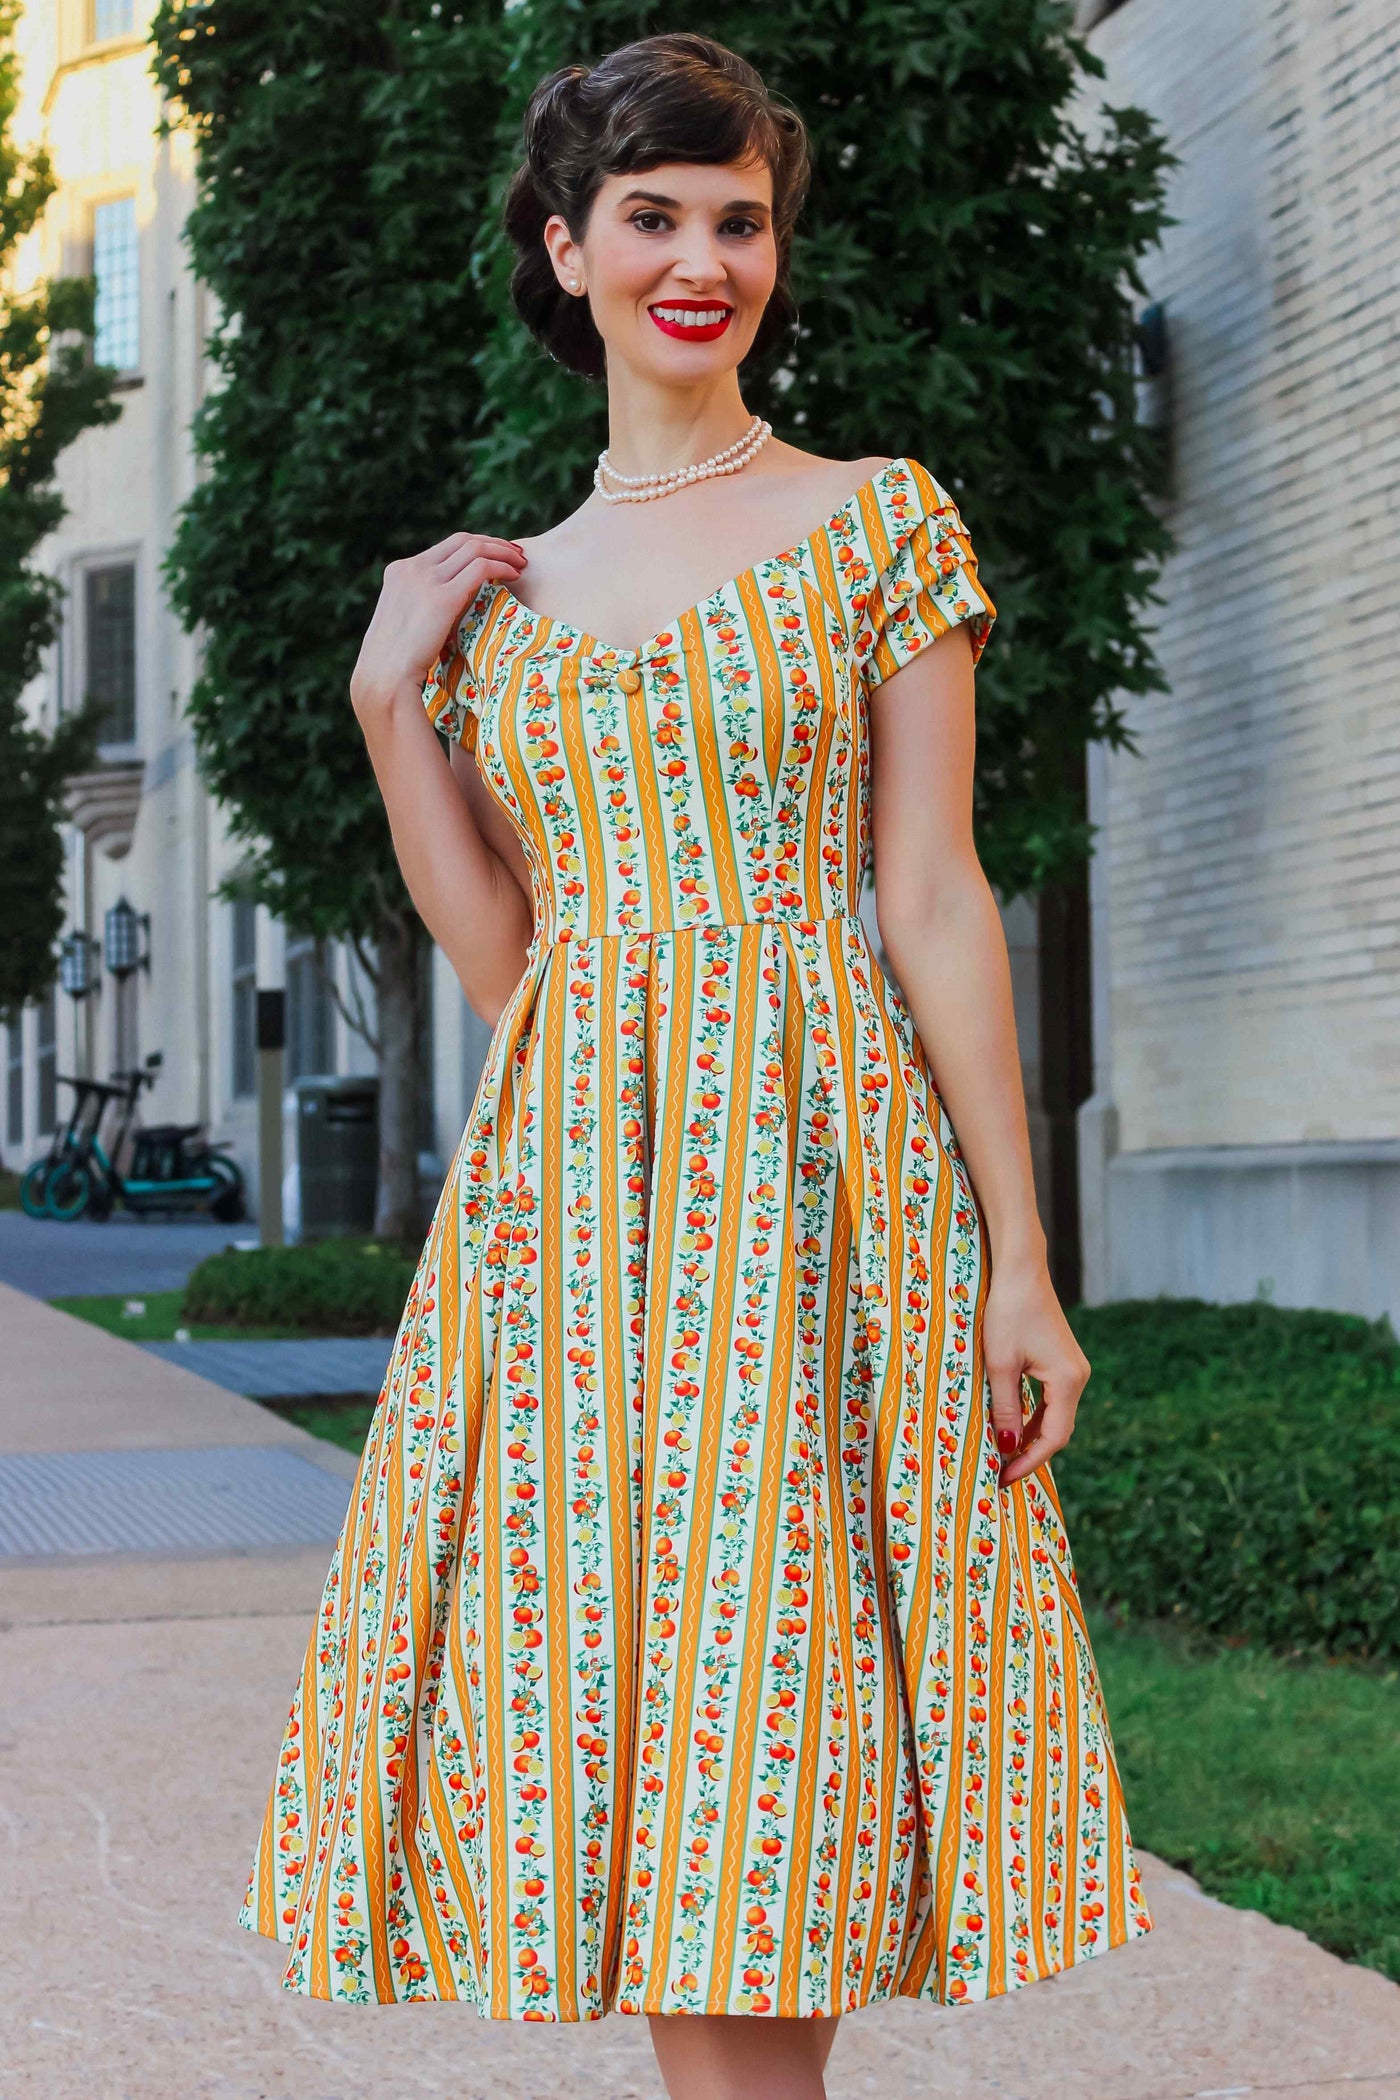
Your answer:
593,415 -> 774,504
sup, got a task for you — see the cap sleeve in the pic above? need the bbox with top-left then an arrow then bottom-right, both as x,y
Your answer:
421,592 -> 488,751
860,463 -> 996,692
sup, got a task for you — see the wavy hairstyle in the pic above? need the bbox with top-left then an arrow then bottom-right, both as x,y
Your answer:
503,34 -> 811,382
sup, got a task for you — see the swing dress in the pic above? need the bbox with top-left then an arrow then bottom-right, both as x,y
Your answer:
238,454 -> 1153,2018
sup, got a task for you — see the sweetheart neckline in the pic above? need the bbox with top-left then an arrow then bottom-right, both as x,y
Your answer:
479,456 -> 915,665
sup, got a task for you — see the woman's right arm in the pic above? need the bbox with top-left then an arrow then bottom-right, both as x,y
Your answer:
350,529 -> 533,1028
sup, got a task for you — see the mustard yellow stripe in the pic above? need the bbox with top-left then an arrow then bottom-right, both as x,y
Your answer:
624,656 -> 675,935
597,936 -> 641,1989
648,927 -> 763,1996
1017,1482 -> 1052,1981
683,607 -> 752,928
712,953 -> 800,2006
934,1231 -> 990,1999
734,569 -> 785,811
627,929 -> 692,1986
540,941 -> 578,2011
984,1526 -> 1011,1997
553,654 -> 612,936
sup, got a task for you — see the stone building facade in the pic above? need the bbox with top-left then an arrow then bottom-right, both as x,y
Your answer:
1074,0 -> 1400,1321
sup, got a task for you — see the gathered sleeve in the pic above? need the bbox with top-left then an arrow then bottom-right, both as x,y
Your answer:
859,464 -> 997,691
421,605 -> 484,752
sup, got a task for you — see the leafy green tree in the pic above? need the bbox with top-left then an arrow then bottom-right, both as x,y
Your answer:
467,0 -> 1179,901
149,0 -> 505,1239
0,0 -> 120,1058
150,0 -> 1172,1235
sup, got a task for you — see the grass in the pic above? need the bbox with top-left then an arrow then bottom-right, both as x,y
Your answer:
269,1393 -> 379,1452
1090,1606 -> 1400,1982
0,1165 -> 22,1210
50,1287 -> 315,1343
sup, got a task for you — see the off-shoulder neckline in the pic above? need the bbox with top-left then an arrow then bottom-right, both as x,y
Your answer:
477,455 -> 922,665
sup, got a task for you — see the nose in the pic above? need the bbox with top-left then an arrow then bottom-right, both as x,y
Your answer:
666,234 -> 730,293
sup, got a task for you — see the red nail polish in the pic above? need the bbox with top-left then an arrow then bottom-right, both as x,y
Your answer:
997,1427 -> 1019,1455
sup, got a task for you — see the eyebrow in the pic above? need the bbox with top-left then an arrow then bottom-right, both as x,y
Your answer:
617,187 -> 772,214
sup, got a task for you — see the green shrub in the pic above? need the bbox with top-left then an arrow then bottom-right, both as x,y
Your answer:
1059,1298 -> 1400,1661
181,1237 -> 419,1337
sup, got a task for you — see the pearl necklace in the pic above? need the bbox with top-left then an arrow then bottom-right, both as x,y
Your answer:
593,415 -> 774,504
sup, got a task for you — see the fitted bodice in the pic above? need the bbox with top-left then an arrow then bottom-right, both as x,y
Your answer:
422,456 -> 996,948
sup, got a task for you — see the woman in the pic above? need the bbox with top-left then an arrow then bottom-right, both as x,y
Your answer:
239,32 -> 1152,2100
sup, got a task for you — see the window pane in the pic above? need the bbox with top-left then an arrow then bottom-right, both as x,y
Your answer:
232,898 -> 257,1098
93,195 -> 139,371
85,563 -> 136,743
36,989 -> 56,1137
286,937 -> 334,1083
92,0 -> 136,37
6,1017 -> 22,1147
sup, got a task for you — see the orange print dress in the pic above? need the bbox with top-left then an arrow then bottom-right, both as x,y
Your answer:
239,454 -> 1153,2018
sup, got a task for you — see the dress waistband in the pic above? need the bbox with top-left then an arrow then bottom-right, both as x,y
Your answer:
532,909 -> 866,950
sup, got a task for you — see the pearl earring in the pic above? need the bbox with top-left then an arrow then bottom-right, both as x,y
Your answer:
569,277 -> 582,292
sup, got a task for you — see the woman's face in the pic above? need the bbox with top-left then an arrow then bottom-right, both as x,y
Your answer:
545,155 -> 778,382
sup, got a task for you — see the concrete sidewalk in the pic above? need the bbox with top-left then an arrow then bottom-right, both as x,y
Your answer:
2,1282 -> 1400,2099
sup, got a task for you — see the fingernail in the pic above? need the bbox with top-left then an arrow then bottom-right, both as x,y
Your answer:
996,1428 -> 1019,1454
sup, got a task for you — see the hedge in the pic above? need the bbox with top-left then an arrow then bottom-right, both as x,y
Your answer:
181,1237 -> 419,1337
1058,1298 -> 1400,1661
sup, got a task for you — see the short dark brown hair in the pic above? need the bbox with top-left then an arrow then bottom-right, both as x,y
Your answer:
503,33 -> 811,382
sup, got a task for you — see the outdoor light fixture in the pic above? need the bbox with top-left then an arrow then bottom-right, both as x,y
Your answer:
103,895 -> 151,979
59,929 -> 101,999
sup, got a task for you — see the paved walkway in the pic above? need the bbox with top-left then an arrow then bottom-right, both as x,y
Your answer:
2,1280 -> 1399,2098
140,1334 -> 392,1398
0,1207 -> 245,1298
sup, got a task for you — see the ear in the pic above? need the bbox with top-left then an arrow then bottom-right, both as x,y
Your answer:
542,213 -> 585,297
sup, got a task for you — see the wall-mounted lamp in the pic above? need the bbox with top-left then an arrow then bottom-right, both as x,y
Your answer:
59,930 -> 101,1000
103,895 -> 151,980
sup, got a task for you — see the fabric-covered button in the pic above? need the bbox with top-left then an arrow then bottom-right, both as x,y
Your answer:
615,666 -> 642,696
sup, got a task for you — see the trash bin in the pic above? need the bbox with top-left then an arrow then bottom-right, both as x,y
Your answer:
295,1074 -> 379,1240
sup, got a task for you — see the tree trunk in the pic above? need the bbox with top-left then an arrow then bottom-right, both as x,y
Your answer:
374,907 -> 426,1243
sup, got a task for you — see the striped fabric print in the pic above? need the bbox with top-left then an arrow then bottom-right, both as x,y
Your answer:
238,456 -> 1152,2017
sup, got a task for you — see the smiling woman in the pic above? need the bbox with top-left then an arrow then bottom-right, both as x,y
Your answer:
501,38 -> 809,385
244,31 -> 1154,2100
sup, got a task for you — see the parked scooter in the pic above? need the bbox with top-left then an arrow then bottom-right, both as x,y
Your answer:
19,1051 -> 247,1222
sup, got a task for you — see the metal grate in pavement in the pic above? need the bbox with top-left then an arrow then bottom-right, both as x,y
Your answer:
140,1336 -> 393,1399
0,1444 -> 352,1560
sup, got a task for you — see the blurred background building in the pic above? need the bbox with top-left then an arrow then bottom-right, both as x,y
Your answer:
3,0 -> 1396,1317
3,0 -> 495,1230
1073,0 -> 1400,1323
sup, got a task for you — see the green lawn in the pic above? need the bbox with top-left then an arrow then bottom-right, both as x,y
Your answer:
1090,1608 -> 1400,1982
49,1288 -> 313,1343
271,1394 -> 379,1452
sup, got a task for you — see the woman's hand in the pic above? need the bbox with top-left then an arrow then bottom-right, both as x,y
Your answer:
982,1255 -> 1091,1488
349,529 -> 527,716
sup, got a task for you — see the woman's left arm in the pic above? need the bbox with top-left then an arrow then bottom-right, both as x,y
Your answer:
868,621 -> 1090,1487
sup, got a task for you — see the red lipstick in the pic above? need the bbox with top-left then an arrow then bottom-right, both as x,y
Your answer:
648,300 -> 734,343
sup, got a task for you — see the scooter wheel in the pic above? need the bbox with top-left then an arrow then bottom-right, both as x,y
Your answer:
208,1156 -> 247,1223
46,1161 -> 92,1221
19,1161 -> 51,1219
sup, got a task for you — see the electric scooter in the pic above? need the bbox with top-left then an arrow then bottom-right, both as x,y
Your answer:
20,1052 -> 247,1222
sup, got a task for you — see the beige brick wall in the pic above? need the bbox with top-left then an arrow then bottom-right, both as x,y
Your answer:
1083,0 -> 1400,1153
